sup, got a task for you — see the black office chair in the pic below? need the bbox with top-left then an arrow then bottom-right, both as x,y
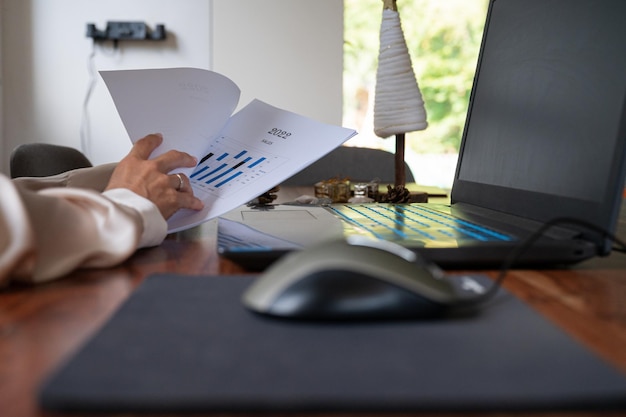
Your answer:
10,143 -> 93,178
282,146 -> 415,185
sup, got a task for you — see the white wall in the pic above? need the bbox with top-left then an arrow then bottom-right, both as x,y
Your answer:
212,1 -> 343,125
0,0 -> 343,174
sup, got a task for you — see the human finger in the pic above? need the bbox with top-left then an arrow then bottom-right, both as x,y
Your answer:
170,173 -> 203,207
170,173 -> 186,192
178,190 -> 204,212
173,174 -> 204,210
154,149 -> 198,173
160,181 -> 204,219
129,133 -> 164,160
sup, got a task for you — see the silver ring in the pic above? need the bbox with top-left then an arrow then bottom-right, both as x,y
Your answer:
175,173 -> 184,191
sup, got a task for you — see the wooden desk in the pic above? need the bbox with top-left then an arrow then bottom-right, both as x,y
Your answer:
1,202 -> 626,417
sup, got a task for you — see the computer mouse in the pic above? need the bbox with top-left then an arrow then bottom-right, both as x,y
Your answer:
241,236 -> 461,320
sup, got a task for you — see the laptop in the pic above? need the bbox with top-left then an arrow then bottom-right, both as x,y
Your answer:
217,0 -> 626,270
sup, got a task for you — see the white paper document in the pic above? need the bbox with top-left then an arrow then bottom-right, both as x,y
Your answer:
101,68 -> 357,232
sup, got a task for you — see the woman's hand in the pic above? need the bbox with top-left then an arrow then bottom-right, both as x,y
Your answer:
105,133 -> 204,219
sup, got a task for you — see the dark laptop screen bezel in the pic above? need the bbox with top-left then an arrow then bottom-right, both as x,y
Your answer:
451,0 -> 626,253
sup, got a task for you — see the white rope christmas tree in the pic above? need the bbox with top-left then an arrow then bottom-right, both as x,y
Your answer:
373,0 -> 428,187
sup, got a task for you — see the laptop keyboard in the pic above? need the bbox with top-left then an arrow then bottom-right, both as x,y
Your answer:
328,204 -> 514,245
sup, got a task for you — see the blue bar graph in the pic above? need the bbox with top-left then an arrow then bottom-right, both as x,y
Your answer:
190,148 -> 270,187
216,171 -> 243,187
248,157 -> 266,168
187,136 -> 288,197
195,164 -> 228,181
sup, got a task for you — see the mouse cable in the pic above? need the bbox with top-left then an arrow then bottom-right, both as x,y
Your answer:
612,245 -> 626,254
454,217 -> 626,309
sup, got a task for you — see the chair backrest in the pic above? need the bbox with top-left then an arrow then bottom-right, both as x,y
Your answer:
10,143 -> 93,178
281,146 -> 415,186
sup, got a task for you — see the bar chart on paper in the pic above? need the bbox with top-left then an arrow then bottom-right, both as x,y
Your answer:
189,135 -> 288,198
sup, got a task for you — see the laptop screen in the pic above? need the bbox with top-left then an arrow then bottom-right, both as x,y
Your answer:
452,0 -> 626,230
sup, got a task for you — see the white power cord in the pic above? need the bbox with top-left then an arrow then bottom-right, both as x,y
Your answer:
80,40 -> 98,158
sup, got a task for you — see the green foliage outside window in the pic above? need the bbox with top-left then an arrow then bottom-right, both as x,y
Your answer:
343,0 -> 489,154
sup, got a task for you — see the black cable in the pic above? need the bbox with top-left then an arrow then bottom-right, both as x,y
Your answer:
612,245 -> 626,254
455,217 -> 626,309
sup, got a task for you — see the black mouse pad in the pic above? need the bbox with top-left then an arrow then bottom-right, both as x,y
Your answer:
39,274 -> 626,413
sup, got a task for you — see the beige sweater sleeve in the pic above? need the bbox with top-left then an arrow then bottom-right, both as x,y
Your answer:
0,167 -> 167,287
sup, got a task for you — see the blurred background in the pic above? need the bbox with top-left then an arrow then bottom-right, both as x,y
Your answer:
1,0 -> 489,190
343,0 -> 489,188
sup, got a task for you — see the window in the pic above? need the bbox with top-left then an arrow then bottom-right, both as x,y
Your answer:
343,0 -> 488,188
